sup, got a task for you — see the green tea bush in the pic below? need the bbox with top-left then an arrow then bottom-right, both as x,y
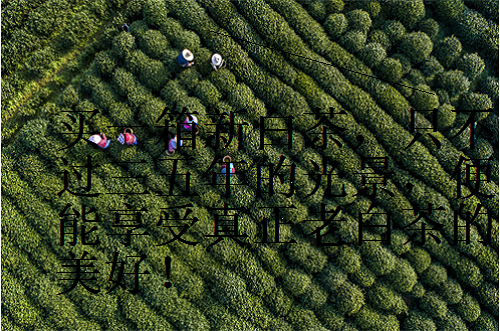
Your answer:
324,13 -> 348,39
366,283 -> 408,315
125,0 -> 147,21
410,282 -> 426,298
340,30 -> 367,54
335,246 -> 361,274
392,53 -> 412,75
456,8 -> 499,61
193,80 -> 221,106
479,76 -> 499,106
364,1 -> 381,18
325,0 -> 344,14
398,32 -> 433,65
143,0 -> 169,28
158,17 -> 183,41
411,84 -> 440,110
460,92 -> 492,111
433,36 -> 462,67
436,89 -> 450,104
346,9 -> 372,33
281,268 -> 311,296
94,51 -> 117,78
417,18 -> 440,41
286,307 -> 328,331
476,281 -> 499,316
90,81 -> 118,110
404,247 -> 431,274
24,46 -> 55,79
385,258 -> 417,292
454,257 -> 483,288
368,30 -> 391,50
26,0 -> 70,37
56,11 -> 97,50
138,97 -> 165,127
468,137 -> 494,159
125,50 -> 169,92
160,79 -> 188,104
286,243 -> 327,274
108,101 -> 134,126
255,246 -> 286,278
470,311 -> 498,331
434,310 -> 468,331
455,293 -> 481,322
307,0 -> 327,22
350,264 -> 376,288
467,0 -> 498,21
112,32 -> 136,59
331,281 -> 365,315
2,30 -> 40,75
419,291 -> 448,318
319,264 -> 347,292
420,56 -> 444,77
359,42 -> 386,67
139,29 -> 170,60
381,20 -> 406,43
456,53 -> 485,80
130,20 -> 149,37
173,30 -> 201,53
376,57 -> 403,83
432,0 -> 465,22
57,85 -> 79,108
437,70 -> 470,96
402,310 -> 436,331
359,241 -> 396,276
300,282 -> 329,309
388,0 -> 425,29
420,263 -> 447,286
208,67 -> 238,97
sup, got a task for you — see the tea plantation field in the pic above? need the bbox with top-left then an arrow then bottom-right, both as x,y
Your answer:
2,0 -> 499,330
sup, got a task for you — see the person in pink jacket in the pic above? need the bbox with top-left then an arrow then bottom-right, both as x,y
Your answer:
117,128 -> 138,145
88,133 -> 111,149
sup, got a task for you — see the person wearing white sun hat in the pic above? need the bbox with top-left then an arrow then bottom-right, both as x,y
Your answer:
211,53 -> 226,71
178,49 -> 194,67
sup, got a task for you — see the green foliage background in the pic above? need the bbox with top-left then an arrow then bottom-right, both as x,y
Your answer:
2,0 -> 498,330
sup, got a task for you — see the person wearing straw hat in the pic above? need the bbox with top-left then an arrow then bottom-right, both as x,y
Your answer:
211,53 -> 226,71
165,135 -> 182,155
178,49 -> 195,67
88,133 -> 111,149
183,115 -> 199,134
117,128 -> 138,145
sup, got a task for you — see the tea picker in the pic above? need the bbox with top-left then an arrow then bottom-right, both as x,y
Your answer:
117,128 -> 138,145
165,135 -> 182,155
178,49 -> 194,67
211,53 -> 225,71
121,23 -> 130,32
221,156 -> 236,178
183,114 -> 199,134
88,133 -> 111,149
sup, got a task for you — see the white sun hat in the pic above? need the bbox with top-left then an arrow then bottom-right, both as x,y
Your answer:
211,53 -> 223,66
182,49 -> 194,61
88,134 -> 102,144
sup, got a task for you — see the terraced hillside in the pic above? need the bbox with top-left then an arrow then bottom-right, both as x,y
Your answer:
2,0 -> 498,330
